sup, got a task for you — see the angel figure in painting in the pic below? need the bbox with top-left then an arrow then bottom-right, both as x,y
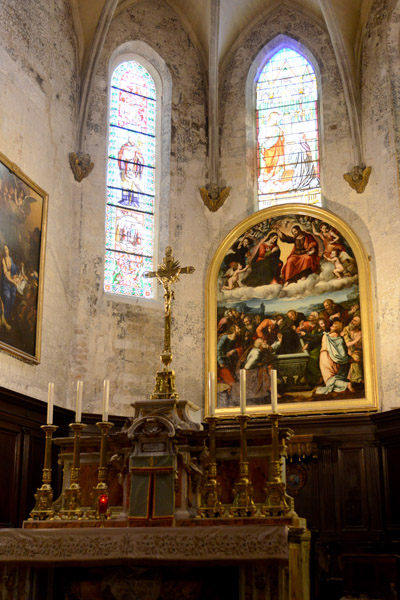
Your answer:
15,185 -> 37,220
221,262 -> 249,290
311,221 -> 345,259
325,249 -> 345,279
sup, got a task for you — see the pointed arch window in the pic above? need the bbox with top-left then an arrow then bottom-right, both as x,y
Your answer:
104,60 -> 157,298
256,47 -> 321,209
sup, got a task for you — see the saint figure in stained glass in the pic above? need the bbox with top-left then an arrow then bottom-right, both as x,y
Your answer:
257,47 -> 321,209
117,136 -> 144,207
104,60 -> 157,299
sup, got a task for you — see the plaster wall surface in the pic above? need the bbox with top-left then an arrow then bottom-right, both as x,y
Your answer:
360,0 -> 400,410
0,0 -> 399,418
72,0 -> 400,416
0,0 -> 78,405
70,0 -> 209,416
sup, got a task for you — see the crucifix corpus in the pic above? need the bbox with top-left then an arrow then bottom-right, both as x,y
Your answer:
143,246 -> 195,399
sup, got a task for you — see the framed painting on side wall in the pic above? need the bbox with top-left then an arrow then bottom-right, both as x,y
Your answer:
0,152 -> 48,364
206,204 -> 378,417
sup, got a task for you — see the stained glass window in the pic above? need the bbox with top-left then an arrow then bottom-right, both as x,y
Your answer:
104,60 -> 156,298
256,47 -> 321,209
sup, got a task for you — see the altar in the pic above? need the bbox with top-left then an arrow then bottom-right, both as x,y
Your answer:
0,522 -> 309,599
0,406 -> 311,599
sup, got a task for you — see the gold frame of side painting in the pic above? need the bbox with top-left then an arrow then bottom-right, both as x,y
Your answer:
206,204 -> 378,417
0,151 -> 48,364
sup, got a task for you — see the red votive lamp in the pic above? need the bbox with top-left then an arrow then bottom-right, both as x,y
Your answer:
98,493 -> 109,515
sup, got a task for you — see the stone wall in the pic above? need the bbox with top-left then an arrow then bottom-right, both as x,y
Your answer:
1,0 -> 400,417
71,0 -> 400,416
0,0 -> 78,403
71,0 -> 208,415
361,0 -> 400,409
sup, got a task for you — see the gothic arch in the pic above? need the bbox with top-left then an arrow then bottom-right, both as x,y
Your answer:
219,3 -> 348,226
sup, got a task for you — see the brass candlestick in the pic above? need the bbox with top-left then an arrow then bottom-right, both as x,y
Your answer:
230,414 -> 256,517
59,422 -> 86,519
86,421 -> 113,519
262,413 -> 294,516
198,416 -> 224,518
29,424 -> 58,520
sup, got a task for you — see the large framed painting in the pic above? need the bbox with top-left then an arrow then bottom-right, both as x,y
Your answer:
0,152 -> 48,363
206,205 -> 378,416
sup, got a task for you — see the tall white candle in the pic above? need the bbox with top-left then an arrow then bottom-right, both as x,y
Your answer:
47,383 -> 54,425
76,381 -> 83,423
271,369 -> 278,413
208,372 -> 215,416
103,380 -> 110,422
240,369 -> 246,414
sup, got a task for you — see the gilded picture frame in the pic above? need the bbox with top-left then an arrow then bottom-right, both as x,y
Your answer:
0,152 -> 48,364
206,204 -> 378,417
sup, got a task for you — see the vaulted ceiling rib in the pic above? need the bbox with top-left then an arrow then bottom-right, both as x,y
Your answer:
69,0 -> 373,165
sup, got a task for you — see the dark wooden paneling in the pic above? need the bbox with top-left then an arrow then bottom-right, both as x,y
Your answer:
0,422 -> 22,526
338,447 -> 368,531
291,460 -> 320,531
319,446 -> 338,533
0,386 -> 73,527
365,442 -> 384,533
382,443 -> 400,529
373,408 -> 400,533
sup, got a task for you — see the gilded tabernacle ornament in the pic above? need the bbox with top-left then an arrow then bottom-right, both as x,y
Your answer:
144,247 -> 195,399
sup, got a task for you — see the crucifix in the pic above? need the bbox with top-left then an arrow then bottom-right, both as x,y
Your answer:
143,246 -> 195,399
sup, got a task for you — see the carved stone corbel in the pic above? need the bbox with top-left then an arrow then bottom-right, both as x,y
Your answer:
69,152 -> 94,182
199,183 -> 231,212
343,165 -> 371,193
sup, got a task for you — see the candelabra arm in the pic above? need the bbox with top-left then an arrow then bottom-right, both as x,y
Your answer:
59,422 -> 87,520
197,417 -> 225,518
29,425 -> 58,520
229,415 -> 256,518
262,413 -> 296,517
86,421 -> 114,520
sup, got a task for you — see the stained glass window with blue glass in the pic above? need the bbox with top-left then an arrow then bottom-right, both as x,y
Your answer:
104,60 -> 156,298
256,48 -> 321,209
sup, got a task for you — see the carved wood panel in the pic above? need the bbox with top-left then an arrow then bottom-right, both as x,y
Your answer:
382,442 -> 400,529
338,447 -> 368,531
0,386 -> 73,527
0,422 -> 22,527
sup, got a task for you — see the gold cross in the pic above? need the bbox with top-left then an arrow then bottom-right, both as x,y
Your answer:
143,247 -> 194,398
